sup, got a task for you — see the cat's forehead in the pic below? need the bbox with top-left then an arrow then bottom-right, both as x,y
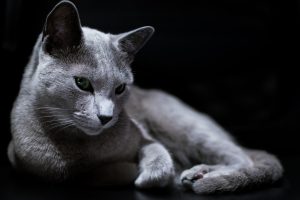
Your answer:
60,27 -> 133,83
82,27 -> 113,54
81,27 -> 118,65
69,62 -> 132,85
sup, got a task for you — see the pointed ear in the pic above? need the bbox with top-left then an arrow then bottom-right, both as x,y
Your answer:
42,1 -> 82,54
113,26 -> 155,55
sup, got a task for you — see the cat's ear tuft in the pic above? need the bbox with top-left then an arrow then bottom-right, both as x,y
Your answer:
113,26 -> 155,55
42,1 -> 82,54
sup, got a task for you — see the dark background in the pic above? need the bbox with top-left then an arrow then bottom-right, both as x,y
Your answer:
0,0 -> 300,199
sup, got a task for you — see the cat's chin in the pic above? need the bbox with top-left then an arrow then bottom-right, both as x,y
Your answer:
77,126 -> 103,136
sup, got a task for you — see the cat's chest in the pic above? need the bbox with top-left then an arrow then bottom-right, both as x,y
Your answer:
14,119 -> 141,179
45,130 -> 137,165
84,131 -> 139,164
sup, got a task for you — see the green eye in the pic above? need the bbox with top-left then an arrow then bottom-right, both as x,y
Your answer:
74,77 -> 93,92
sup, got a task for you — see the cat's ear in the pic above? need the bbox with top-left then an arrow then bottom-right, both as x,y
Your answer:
42,1 -> 82,54
113,26 -> 155,56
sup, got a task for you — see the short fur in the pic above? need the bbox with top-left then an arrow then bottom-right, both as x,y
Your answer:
8,1 -> 283,194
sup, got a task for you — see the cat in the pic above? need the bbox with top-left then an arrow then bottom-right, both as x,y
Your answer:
7,0 -> 283,194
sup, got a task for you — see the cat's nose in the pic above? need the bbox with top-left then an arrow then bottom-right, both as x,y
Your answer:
98,115 -> 113,125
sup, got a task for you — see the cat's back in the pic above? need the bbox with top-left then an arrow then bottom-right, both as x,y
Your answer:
126,85 -> 232,142
127,86 -> 203,121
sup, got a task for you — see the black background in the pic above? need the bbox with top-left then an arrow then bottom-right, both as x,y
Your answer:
0,0 -> 300,199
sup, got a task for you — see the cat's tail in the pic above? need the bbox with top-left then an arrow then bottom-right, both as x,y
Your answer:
218,149 -> 283,193
241,149 -> 283,188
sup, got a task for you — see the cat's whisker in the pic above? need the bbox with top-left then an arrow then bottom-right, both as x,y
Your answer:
35,108 -> 74,114
41,117 -> 74,129
38,112 -> 71,117
42,117 -> 73,124
49,121 -> 73,130
37,110 -> 68,114
38,111 -> 70,115
45,120 -> 74,132
35,107 -> 74,111
43,120 -> 71,129
39,116 -> 67,120
38,115 -> 72,121
41,117 -> 72,125
36,108 -> 74,117
53,123 -> 75,135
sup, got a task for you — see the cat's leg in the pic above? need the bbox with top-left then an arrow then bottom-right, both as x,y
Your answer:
127,88 -> 283,193
180,148 -> 283,194
174,112 -> 283,193
171,113 -> 282,194
179,141 -> 254,194
135,142 -> 175,188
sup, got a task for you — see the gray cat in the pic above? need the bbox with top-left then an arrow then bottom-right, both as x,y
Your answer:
8,1 -> 283,194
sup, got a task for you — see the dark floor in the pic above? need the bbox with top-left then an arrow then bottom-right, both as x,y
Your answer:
0,154 -> 299,200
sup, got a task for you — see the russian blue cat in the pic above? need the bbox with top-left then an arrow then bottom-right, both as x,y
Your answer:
8,1 -> 283,194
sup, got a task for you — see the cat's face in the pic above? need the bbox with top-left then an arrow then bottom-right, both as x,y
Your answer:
35,1 -> 154,136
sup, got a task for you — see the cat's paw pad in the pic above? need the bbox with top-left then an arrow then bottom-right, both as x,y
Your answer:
180,164 -> 211,187
180,164 -> 241,194
135,165 -> 174,188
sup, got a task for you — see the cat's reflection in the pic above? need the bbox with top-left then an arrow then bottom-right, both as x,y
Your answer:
134,179 -> 288,200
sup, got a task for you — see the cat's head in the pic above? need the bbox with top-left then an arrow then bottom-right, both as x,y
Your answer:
35,1 -> 154,136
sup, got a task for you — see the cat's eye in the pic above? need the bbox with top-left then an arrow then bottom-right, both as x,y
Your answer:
74,77 -> 93,92
115,84 -> 126,95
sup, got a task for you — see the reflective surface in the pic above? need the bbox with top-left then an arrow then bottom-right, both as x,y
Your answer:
1,0 -> 299,199
0,155 -> 298,200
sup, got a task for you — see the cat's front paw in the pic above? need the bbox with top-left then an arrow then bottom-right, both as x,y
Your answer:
134,163 -> 175,188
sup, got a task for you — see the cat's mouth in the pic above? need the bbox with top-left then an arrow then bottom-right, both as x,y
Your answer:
73,113 -> 103,136
73,112 -> 118,136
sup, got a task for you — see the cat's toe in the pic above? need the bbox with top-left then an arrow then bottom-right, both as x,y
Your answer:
181,165 -> 244,194
180,165 -> 210,187
182,173 -> 230,194
181,172 -> 204,186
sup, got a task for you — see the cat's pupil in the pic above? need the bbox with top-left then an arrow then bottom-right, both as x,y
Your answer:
115,84 -> 126,95
75,77 -> 93,92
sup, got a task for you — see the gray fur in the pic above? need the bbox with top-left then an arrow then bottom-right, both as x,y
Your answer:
8,1 -> 283,193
